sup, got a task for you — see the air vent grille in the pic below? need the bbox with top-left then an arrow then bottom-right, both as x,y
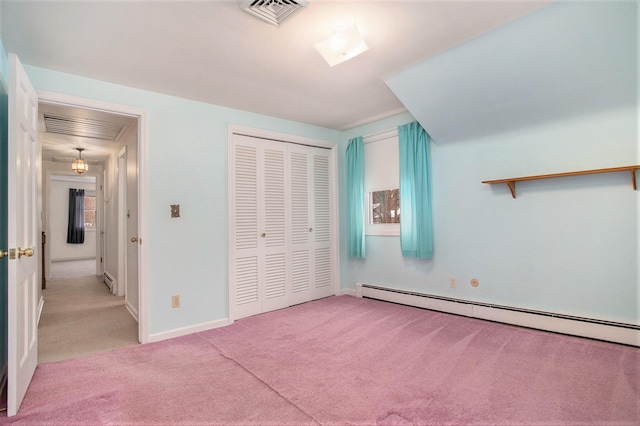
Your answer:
240,0 -> 308,27
44,113 -> 125,141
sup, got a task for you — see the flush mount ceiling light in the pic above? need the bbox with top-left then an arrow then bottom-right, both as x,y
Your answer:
71,148 -> 89,174
240,0 -> 308,27
314,23 -> 369,67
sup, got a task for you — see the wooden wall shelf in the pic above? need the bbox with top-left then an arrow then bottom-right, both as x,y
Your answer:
482,165 -> 640,198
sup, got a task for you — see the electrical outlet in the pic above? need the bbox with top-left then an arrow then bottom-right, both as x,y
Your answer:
172,295 -> 181,308
450,277 -> 456,288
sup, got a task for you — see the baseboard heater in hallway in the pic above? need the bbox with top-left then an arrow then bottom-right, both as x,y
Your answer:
103,272 -> 115,291
356,283 -> 640,347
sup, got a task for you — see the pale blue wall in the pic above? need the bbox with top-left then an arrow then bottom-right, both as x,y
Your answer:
343,1 -> 639,325
23,65 -> 341,335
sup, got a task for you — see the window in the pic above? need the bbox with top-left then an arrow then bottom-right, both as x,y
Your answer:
84,193 -> 96,228
364,129 -> 400,236
370,188 -> 400,224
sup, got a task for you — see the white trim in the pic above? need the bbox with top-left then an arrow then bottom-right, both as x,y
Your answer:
363,128 -> 398,144
338,288 -> 356,296
38,90 -> 149,344
125,299 -> 138,322
229,124 -> 336,149
357,283 -> 640,347
146,318 -> 230,343
37,296 -> 44,325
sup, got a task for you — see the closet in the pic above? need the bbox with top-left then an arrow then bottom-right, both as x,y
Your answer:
229,132 -> 335,320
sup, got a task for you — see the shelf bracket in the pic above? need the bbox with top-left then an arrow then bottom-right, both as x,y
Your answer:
631,167 -> 638,190
506,181 -> 517,199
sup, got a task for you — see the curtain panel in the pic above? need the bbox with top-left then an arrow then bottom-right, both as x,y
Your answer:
67,188 -> 85,244
346,136 -> 365,258
398,122 -> 433,259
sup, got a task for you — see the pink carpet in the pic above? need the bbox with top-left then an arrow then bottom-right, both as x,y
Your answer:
1,296 -> 638,425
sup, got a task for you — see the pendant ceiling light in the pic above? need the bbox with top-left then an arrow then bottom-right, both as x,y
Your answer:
71,148 -> 89,174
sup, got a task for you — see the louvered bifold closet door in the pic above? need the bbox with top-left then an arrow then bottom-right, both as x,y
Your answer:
311,148 -> 333,299
231,136 -> 261,319
231,135 -> 289,319
288,145 -> 312,306
261,143 -> 289,313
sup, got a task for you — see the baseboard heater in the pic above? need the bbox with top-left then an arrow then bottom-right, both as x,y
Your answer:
103,272 -> 115,292
356,283 -> 640,347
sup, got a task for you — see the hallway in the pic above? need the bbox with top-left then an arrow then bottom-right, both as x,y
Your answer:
38,272 -> 138,364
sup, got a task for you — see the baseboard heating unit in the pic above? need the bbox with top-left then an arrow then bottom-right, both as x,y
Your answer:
356,283 -> 640,347
103,272 -> 115,292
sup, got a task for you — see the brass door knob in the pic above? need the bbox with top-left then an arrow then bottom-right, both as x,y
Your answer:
131,237 -> 138,243
0,250 -> 7,259
18,247 -> 34,258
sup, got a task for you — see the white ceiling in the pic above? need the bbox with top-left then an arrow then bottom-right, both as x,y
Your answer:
2,0 -> 550,134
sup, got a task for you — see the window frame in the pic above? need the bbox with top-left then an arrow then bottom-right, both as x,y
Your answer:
84,190 -> 97,229
363,128 -> 400,237
365,187 -> 400,236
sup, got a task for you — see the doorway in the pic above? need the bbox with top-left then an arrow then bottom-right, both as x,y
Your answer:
37,92 -> 148,360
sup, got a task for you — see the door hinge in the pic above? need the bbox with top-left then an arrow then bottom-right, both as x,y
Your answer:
100,257 -> 103,263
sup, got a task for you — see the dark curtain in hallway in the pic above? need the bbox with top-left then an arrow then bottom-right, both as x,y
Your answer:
67,188 -> 85,244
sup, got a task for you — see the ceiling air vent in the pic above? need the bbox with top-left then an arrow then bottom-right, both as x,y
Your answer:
240,0 -> 308,27
44,113 -> 125,141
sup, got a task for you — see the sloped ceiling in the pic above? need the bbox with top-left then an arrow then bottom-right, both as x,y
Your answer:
385,1 -> 638,143
1,0 -> 551,131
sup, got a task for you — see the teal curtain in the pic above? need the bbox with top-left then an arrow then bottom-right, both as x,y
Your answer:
398,122 -> 433,259
346,136 -> 365,258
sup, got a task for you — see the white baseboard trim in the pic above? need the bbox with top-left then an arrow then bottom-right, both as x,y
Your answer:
125,301 -> 138,322
338,288 -> 356,296
37,296 -> 44,325
357,282 -> 640,347
147,318 -> 230,343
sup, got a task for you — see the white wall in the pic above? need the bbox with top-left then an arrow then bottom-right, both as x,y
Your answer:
48,175 -> 96,261
24,65 -> 342,338
42,161 -> 104,279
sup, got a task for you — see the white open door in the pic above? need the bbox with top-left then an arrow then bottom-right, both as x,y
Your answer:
7,54 -> 39,416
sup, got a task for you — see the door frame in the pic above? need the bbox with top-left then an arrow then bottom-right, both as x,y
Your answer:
37,90 -> 149,344
226,124 -> 340,324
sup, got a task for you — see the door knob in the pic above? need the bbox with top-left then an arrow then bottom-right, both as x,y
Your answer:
131,237 -> 138,243
261,233 -> 266,238
0,250 -> 7,259
18,247 -> 34,258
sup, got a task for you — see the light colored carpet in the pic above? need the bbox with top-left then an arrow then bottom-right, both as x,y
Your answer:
38,274 -> 139,364
48,259 -> 96,280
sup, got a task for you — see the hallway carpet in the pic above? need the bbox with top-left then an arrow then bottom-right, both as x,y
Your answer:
38,275 -> 139,363
2,296 -> 638,425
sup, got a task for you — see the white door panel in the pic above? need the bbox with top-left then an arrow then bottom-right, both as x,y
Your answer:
7,53 -> 39,417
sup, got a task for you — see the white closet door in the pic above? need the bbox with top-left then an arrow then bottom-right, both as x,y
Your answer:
230,131 -> 334,319
231,139 -> 261,319
288,146 -> 312,306
261,144 -> 289,312
311,148 -> 333,300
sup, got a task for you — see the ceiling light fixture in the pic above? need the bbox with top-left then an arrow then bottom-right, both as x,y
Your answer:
314,23 -> 369,67
71,148 -> 89,174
